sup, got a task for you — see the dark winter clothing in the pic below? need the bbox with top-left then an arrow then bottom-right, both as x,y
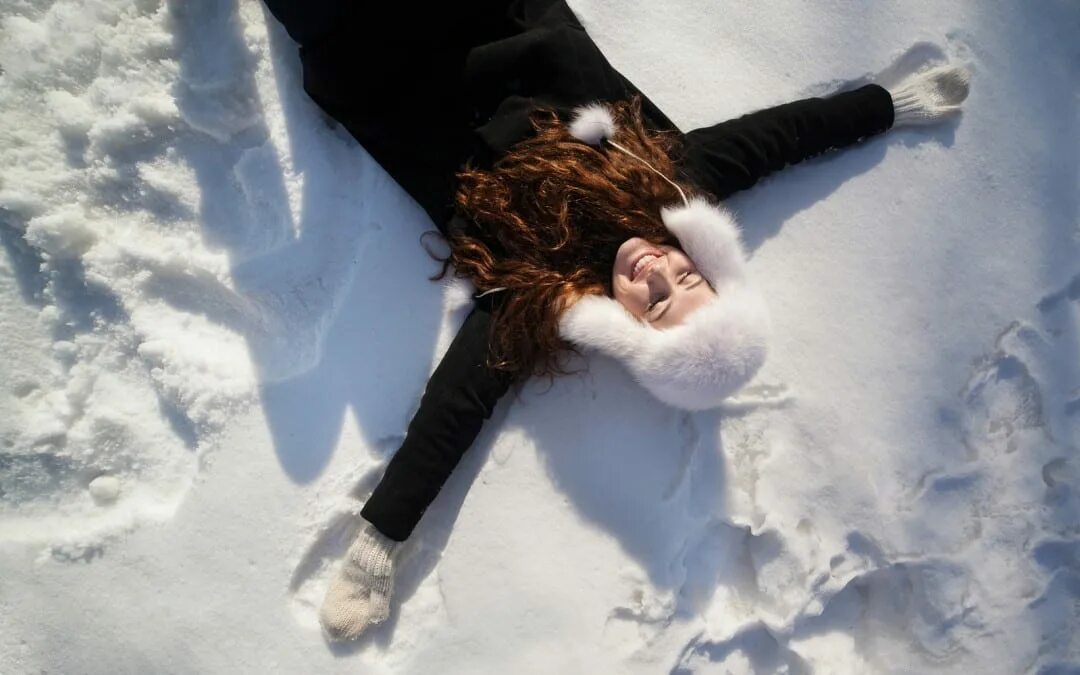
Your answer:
262,0 -> 895,541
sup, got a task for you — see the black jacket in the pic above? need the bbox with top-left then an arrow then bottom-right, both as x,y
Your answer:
264,0 -> 895,541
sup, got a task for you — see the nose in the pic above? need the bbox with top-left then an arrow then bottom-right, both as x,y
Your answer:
645,254 -> 671,282
645,256 -> 673,290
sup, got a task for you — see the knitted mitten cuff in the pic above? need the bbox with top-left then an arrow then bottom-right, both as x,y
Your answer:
889,64 -> 971,126
319,521 -> 401,641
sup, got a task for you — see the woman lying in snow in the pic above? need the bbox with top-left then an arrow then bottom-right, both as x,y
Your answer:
261,0 -> 970,641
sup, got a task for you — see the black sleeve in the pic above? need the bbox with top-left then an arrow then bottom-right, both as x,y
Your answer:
361,294 -> 514,542
680,84 -> 895,200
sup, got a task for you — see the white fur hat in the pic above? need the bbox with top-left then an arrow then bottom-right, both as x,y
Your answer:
558,104 -> 771,410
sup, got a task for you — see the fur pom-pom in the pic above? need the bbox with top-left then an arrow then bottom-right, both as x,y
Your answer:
569,103 -> 617,145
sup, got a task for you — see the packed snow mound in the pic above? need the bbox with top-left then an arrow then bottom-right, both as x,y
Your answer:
0,0 -> 373,547
1,0 -> 1078,673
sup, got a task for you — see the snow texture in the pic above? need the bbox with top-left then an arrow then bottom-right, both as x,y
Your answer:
1,0 -> 1078,673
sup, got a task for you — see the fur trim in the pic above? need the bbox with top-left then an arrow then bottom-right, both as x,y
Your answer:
660,197 -> 746,288
559,200 -> 769,410
559,294 -> 651,360
560,288 -> 770,410
569,103 -> 616,145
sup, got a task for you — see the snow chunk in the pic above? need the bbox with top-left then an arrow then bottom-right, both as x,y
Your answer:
88,475 -> 120,504
44,89 -> 95,138
25,206 -> 98,258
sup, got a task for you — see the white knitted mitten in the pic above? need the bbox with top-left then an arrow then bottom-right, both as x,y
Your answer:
319,522 -> 401,641
889,64 -> 971,126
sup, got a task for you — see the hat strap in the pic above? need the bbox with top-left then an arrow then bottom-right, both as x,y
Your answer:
604,139 -> 690,208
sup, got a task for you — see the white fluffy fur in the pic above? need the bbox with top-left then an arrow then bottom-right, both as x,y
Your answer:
559,200 -> 770,410
660,198 -> 747,287
569,103 -> 617,145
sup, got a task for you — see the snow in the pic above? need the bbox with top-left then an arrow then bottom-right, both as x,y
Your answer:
1,0 -> 1077,672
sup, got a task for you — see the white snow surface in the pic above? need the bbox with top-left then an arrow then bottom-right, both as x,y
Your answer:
1,0 -> 1078,672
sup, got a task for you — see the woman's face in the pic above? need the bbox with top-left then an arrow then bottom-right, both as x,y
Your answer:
611,237 -> 714,329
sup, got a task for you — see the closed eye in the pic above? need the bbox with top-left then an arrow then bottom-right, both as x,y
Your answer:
681,272 -> 704,289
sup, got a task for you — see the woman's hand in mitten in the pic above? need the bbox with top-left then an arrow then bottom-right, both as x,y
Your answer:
889,64 -> 971,126
319,521 -> 400,641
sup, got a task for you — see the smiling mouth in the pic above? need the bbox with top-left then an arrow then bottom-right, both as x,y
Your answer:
631,249 -> 664,281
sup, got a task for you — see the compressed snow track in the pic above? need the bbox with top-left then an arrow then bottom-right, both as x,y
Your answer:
1,0 -> 1078,673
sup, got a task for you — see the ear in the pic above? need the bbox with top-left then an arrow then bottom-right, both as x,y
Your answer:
661,198 -> 747,287
558,294 -> 651,359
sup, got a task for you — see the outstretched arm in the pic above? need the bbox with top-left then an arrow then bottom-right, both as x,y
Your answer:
361,293 -> 514,541
680,83 -> 895,200
320,294 -> 514,641
680,65 -> 970,200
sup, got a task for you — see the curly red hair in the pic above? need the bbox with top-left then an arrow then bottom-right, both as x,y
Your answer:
437,97 -> 699,379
